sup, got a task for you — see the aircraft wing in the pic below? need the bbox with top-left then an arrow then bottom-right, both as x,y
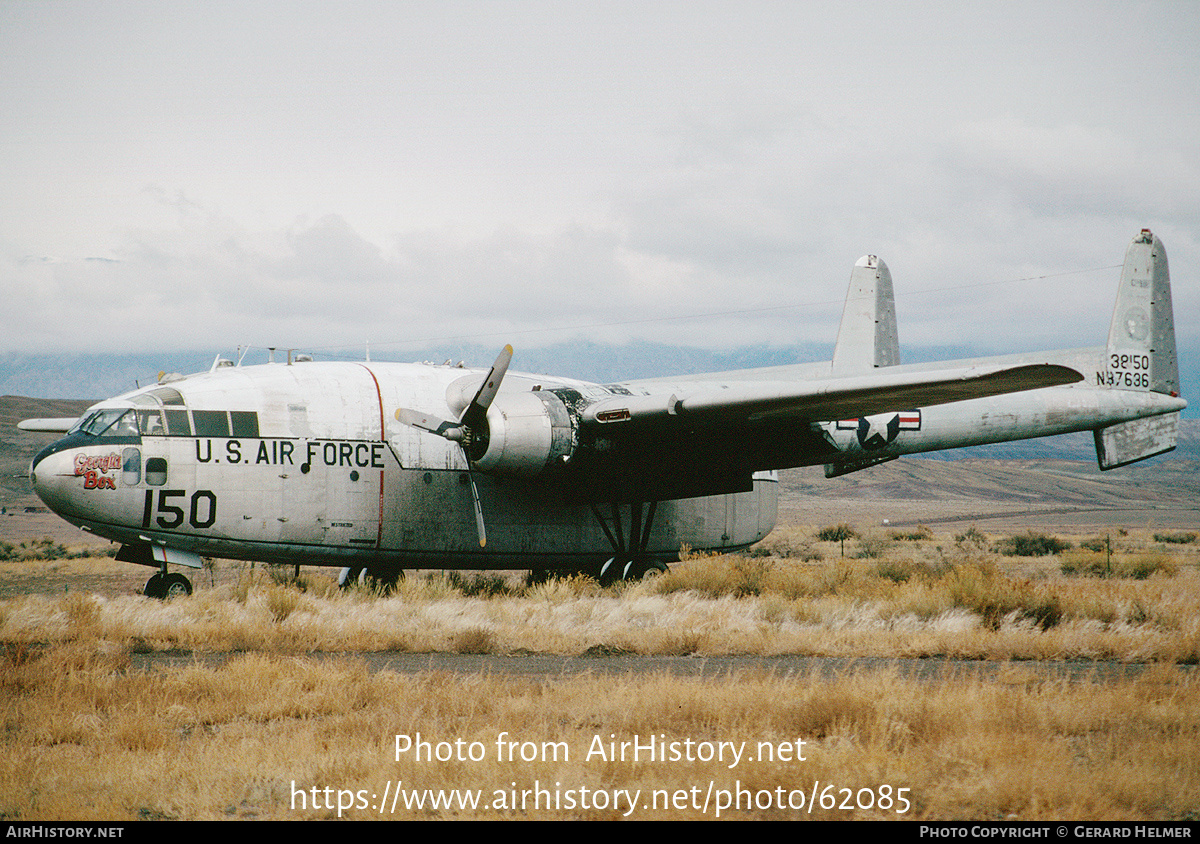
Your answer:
582,362 -> 1083,428
17,418 -> 78,433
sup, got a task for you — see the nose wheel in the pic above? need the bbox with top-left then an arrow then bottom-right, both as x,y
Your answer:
144,571 -> 193,599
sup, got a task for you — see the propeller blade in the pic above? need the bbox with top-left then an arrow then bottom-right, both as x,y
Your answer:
393,345 -> 512,549
465,464 -> 487,548
460,344 -> 512,431
394,408 -> 465,441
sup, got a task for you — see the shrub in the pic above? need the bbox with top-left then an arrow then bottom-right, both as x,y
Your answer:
1154,532 -> 1197,545
265,585 -> 303,623
995,532 -> 1071,557
854,535 -> 889,559
889,524 -> 933,541
453,628 -> 495,654
0,538 -> 68,561
944,564 -> 1063,631
876,559 -> 919,583
816,524 -> 856,542
1060,550 -> 1176,580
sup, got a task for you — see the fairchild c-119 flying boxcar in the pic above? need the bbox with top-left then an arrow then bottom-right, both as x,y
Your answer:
21,230 -> 1185,598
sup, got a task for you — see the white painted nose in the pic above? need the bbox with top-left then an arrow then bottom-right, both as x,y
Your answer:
29,447 -> 81,518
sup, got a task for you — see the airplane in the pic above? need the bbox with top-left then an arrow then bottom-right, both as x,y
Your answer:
19,229 -> 1185,599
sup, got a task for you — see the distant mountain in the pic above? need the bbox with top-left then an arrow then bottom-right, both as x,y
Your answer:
0,343 -> 832,400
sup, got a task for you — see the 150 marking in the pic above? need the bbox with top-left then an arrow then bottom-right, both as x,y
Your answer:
142,490 -> 217,530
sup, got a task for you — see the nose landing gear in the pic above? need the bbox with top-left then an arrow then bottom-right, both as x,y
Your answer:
144,571 -> 193,599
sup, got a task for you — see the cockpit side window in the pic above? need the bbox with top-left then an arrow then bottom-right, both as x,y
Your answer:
69,412 -> 96,436
137,409 -> 165,437
80,408 -> 129,436
109,411 -> 139,438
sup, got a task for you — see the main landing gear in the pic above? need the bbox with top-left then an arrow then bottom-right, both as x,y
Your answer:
144,570 -> 192,599
339,564 -> 404,592
591,501 -> 669,584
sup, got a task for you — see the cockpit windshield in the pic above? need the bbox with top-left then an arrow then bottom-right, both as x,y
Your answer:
72,408 -> 139,438
65,400 -> 258,439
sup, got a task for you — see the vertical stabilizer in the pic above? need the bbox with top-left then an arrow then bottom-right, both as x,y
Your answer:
1093,229 -> 1182,470
831,255 -> 900,374
1106,229 -> 1179,396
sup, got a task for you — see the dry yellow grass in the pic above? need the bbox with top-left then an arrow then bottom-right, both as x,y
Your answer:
1,644 -> 1196,820
3,536 -> 1197,662
1,527 -> 1198,820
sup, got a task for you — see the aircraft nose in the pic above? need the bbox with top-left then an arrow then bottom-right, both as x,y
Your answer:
29,446 -> 82,517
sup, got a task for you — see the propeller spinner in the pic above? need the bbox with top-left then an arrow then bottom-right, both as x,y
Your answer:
394,345 -> 513,547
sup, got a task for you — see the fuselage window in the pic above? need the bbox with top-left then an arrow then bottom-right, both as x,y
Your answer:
122,447 -> 141,486
164,409 -> 192,436
145,457 -> 168,486
230,411 -> 260,438
192,410 -> 230,437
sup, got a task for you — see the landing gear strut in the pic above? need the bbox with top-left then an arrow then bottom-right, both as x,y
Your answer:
591,501 -> 669,583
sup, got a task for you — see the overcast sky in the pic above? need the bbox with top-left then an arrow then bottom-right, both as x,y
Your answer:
2,0 -> 1197,366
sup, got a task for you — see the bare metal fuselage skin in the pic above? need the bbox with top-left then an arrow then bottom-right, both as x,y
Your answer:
26,230 -> 1186,576
28,362 -> 779,569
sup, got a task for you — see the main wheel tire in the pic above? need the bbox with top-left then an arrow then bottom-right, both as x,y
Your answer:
144,573 -> 165,599
338,566 -> 365,588
365,564 -> 403,593
162,573 -> 193,599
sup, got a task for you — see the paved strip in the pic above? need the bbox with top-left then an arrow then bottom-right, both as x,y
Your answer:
126,650 -> 1193,681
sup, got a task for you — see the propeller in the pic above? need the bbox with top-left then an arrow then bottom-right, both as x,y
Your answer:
394,345 -> 513,547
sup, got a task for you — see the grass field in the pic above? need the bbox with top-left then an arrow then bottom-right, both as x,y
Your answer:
2,525 -> 1198,820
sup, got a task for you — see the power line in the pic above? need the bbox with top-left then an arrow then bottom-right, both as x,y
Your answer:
249,263 -> 1123,357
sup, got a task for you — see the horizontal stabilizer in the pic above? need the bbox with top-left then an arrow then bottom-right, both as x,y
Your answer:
1094,412 -> 1178,470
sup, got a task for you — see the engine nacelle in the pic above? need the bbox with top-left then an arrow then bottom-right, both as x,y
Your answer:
472,390 -> 576,477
